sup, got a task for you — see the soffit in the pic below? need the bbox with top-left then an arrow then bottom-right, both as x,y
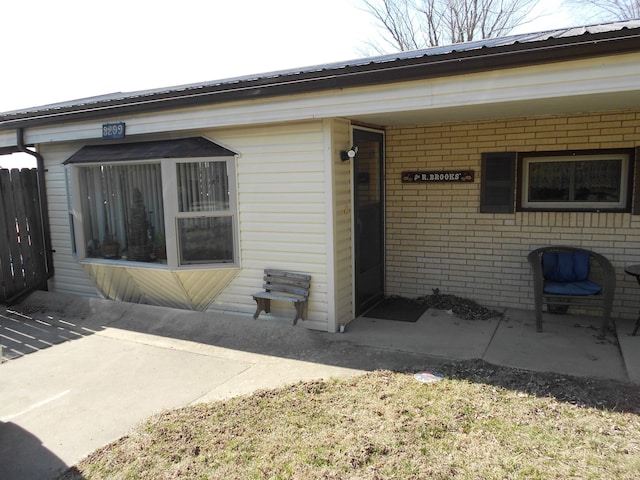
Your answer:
348,90 -> 640,127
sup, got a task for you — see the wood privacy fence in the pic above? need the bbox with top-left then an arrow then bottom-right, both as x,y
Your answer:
0,168 -> 49,303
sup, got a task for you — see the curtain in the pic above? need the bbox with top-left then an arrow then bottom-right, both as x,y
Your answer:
79,163 -> 163,258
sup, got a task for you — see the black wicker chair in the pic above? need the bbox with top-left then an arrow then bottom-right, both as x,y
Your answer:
527,246 -> 616,337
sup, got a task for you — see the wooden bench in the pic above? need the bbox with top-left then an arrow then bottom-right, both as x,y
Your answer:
252,269 -> 311,325
527,246 -> 616,337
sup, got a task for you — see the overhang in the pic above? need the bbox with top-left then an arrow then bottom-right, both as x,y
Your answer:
63,137 -> 236,165
1,20 -> 639,131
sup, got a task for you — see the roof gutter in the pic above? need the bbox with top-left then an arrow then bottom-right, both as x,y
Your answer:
2,28 -> 640,130
14,128 -> 54,294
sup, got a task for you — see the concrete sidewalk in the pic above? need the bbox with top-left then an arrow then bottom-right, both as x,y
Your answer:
1,291 -> 638,479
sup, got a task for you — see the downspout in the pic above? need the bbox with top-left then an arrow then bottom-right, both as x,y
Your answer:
14,127 -> 54,296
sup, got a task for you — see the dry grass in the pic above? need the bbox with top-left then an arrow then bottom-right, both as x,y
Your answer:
58,361 -> 640,480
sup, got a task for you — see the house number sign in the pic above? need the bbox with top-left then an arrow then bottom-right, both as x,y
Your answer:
102,122 -> 126,140
402,170 -> 474,183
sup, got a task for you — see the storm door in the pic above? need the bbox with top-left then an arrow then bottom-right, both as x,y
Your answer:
353,128 -> 385,315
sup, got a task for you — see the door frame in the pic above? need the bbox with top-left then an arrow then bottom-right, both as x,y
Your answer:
352,126 -> 385,316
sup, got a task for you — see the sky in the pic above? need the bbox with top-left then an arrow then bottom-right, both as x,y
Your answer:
0,0 -> 584,114
0,0 -> 584,167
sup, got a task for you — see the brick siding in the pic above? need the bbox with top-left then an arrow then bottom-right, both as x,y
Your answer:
385,109 -> 640,318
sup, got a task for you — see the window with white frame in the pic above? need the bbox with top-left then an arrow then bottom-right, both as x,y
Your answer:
77,162 -> 163,261
175,160 -> 234,264
520,151 -> 632,211
71,155 -> 237,267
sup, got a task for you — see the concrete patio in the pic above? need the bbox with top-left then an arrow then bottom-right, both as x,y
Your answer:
0,291 -> 638,479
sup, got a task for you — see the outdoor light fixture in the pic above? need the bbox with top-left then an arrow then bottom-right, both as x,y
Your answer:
340,146 -> 358,161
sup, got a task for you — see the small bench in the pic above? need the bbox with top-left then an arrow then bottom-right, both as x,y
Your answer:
252,269 -> 311,325
527,246 -> 615,337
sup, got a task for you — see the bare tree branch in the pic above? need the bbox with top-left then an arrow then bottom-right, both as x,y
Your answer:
565,0 -> 640,20
362,0 -> 424,51
363,0 -> 540,51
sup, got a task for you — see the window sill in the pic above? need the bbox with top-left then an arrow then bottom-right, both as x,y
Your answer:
518,207 -> 630,213
80,258 -> 169,270
79,258 -> 239,271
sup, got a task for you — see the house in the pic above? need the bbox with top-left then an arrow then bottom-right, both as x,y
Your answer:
1,20 -> 639,333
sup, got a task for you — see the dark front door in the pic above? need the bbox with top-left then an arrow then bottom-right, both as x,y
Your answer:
353,128 -> 384,315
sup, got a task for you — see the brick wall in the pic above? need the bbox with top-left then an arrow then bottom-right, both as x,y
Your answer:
385,109 -> 640,318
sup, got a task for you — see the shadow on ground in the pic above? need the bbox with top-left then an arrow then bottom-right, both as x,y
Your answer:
3,290 -> 638,415
0,421 -> 74,479
1,290 -> 639,480
1,304 -> 101,361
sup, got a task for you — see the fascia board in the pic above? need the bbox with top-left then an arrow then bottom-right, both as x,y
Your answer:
4,52 -> 640,148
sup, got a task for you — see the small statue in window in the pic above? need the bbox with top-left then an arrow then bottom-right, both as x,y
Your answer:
127,188 -> 153,262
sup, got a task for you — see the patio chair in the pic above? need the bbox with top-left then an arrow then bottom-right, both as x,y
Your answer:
527,246 -> 616,337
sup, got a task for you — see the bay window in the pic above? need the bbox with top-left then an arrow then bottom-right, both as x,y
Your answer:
66,137 -> 238,268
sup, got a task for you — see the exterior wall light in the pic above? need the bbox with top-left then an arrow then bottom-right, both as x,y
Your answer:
340,146 -> 358,161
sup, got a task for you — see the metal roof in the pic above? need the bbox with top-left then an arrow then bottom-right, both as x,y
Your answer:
2,19 -> 639,129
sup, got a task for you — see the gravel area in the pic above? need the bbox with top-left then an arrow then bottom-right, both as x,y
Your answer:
416,288 -> 504,321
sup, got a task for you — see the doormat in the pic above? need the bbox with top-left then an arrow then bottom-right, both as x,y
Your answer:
363,297 -> 428,322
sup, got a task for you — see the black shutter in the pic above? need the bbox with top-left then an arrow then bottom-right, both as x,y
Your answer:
480,152 -> 516,213
633,147 -> 640,215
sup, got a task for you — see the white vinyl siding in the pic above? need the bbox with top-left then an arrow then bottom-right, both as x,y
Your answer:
39,121 -> 336,329
201,121 -> 332,330
80,264 -> 238,310
327,119 -> 354,330
40,142 -> 101,297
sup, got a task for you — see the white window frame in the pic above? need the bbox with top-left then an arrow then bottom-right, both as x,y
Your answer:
70,156 -> 239,270
521,152 -> 630,211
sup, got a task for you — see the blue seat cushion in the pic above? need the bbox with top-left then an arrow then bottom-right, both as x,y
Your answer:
543,280 -> 602,295
542,251 -> 590,282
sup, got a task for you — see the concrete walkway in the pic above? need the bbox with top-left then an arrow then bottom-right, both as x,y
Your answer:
1,291 -> 638,479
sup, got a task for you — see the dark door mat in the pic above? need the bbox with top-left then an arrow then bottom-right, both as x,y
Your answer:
363,297 -> 428,322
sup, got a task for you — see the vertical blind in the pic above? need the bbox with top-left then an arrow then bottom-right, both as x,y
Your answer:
177,161 -> 230,212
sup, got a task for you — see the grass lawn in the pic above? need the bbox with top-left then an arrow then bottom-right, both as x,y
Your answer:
58,361 -> 640,479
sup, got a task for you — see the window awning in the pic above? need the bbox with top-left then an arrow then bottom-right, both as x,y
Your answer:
63,137 -> 236,165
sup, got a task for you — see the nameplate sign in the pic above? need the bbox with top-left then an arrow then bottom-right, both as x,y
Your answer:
402,170 -> 474,183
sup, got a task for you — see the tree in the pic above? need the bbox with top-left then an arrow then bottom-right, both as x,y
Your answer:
362,0 -> 540,52
566,0 -> 640,20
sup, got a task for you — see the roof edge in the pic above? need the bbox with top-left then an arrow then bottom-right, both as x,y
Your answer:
2,20 -> 640,130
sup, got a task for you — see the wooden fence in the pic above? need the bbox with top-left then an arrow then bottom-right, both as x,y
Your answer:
0,168 -> 49,304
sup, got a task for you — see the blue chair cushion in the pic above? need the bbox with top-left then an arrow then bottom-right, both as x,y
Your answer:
542,251 -> 590,282
543,280 -> 602,295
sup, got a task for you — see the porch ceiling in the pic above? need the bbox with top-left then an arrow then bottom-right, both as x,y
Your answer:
347,89 -> 640,128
